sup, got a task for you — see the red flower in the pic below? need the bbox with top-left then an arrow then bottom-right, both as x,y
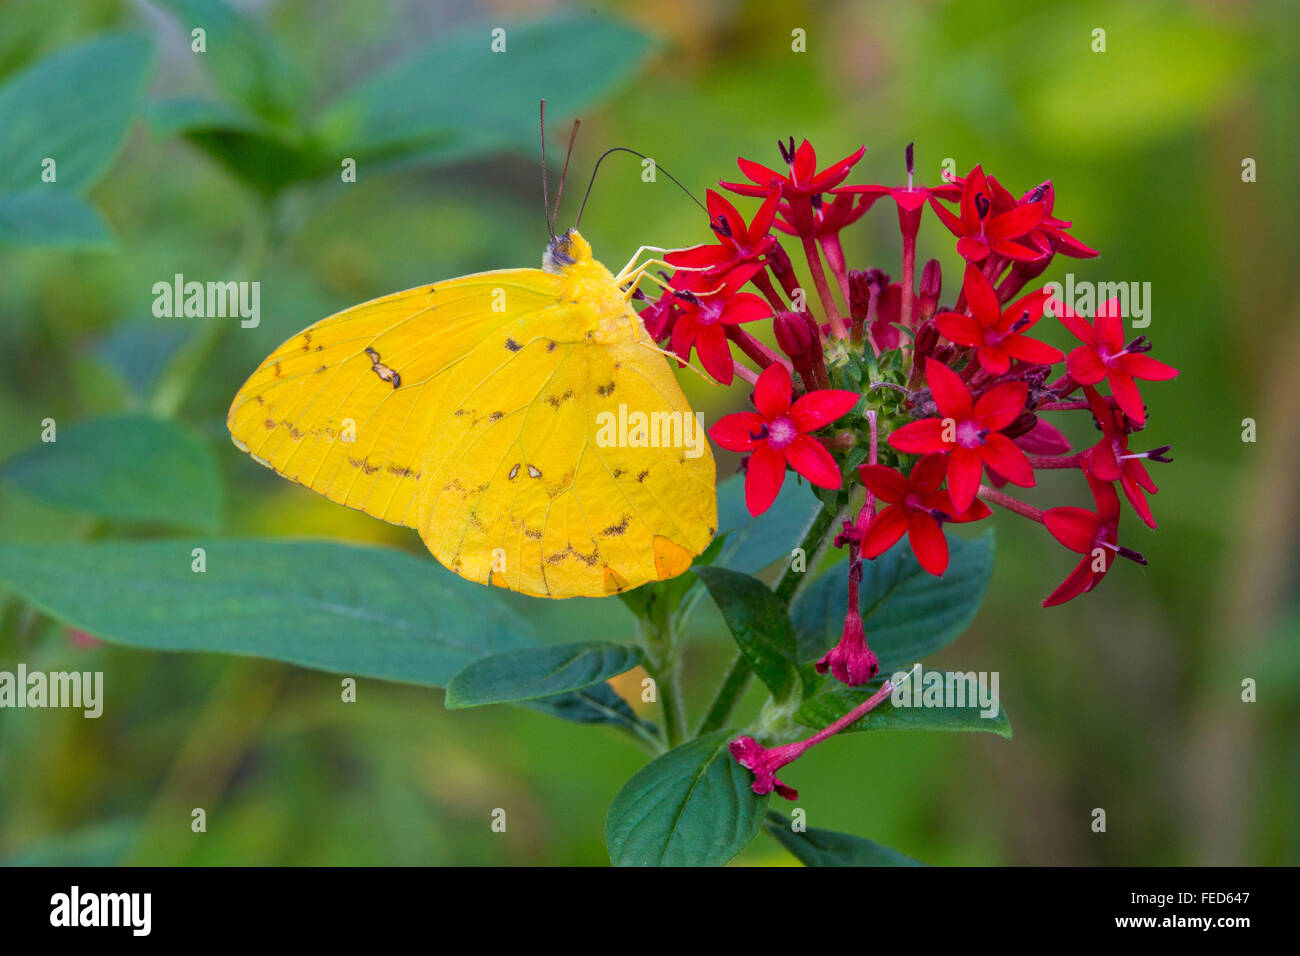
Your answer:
929,165 -> 1045,263
729,737 -> 801,800
858,454 -> 991,576
832,143 -> 961,237
665,188 -> 779,284
1080,387 -> 1168,529
1057,299 -> 1178,426
935,264 -> 1064,374
773,189 -> 874,239
721,138 -> 867,202
708,362 -> 859,516
1042,475 -> 1146,607
1021,181 -> 1099,259
669,269 -> 771,385
888,359 -> 1035,512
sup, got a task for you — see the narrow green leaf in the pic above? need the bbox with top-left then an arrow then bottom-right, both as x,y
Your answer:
693,566 -> 798,701
795,669 -> 1012,738
606,730 -> 765,866
445,641 -> 643,708
151,0 -> 302,123
0,540 -> 533,687
764,812 -> 923,866
0,33 -> 153,195
792,530 -> 994,670
520,682 -> 659,740
0,192 -> 112,247
1,414 -> 221,530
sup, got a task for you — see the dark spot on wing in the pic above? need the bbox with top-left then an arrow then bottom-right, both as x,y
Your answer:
636,469 -> 650,482
601,514 -> 630,537
504,338 -> 522,352
596,381 -> 616,397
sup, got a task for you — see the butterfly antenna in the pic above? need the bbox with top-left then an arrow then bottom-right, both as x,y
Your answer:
540,100 -> 554,239
575,147 -> 712,229
551,118 -> 582,227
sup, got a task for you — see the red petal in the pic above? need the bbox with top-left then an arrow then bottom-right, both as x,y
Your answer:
695,325 -> 734,385
1122,353 -> 1179,381
907,514 -> 950,576
956,237 -> 990,261
752,362 -> 792,418
1056,310 -> 1097,346
1120,471 -> 1157,529
791,140 -> 817,183
744,443 -> 787,516
1002,335 -> 1064,366
973,381 -> 1028,430
887,418 -> 947,454
935,312 -> 984,348
1042,557 -> 1095,607
665,244 -> 731,268
1107,369 -> 1146,425
976,345 -> 1012,376
861,505 -> 908,559
909,453 -> 949,494
961,165 -> 987,230
925,358 -> 974,418
1067,346 -> 1107,385
946,448 -> 984,513
790,389 -> 859,432
786,434 -> 842,489
962,262 -> 1001,323
1043,506 -> 1101,553
979,432 -> 1035,487
737,156 -> 783,189
858,463 -> 909,503
721,292 -> 772,325
988,202 -> 1046,239
928,195 -> 964,236
990,238 -> 1046,261
748,188 -> 781,240
708,412 -> 764,452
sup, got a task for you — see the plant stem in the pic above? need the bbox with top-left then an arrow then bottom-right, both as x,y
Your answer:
697,502 -> 841,736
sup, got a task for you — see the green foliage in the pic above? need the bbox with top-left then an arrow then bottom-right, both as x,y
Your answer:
1,414 -> 222,530
694,567 -> 799,701
446,641 -> 643,708
605,731 -> 766,866
764,812 -> 923,867
792,531 -> 994,670
0,540 -> 532,686
0,33 -> 152,245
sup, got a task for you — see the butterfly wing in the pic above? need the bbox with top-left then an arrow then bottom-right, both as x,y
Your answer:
227,270 -> 558,528
415,304 -> 717,598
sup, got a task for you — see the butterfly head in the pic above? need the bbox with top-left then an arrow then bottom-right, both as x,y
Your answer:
543,228 -> 593,274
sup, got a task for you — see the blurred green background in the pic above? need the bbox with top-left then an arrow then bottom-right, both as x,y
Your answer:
1,0 -> 1297,865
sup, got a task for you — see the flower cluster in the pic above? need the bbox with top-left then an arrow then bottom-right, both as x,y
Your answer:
638,139 -> 1178,799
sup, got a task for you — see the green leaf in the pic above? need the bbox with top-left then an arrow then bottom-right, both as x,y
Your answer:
445,641 -> 643,708
693,567 -> 798,701
713,472 -> 823,574
520,682 -> 659,741
0,33 -> 153,195
606,731 -> 765,866
0,540 -> 533,687
0,192 -> 112,247
794,669 -> 1012,738
0,414 -> 221,530
151,0 -> 302,124
792,530 -> 994,670
764,812 -> 923,866
317,14 -> 653,167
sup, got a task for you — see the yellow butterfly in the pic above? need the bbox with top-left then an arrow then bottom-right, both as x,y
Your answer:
227,228 -> 718,598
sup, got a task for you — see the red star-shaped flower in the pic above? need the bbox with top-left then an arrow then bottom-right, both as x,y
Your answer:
1057,299 -> 1178,426
858,454 -> 992,576
1080,386 -> 1168,529
708,362 -> 859,516
935,263 -> 1064,374
721,138 -> 867,202
1042,475 -> 1146,607
669,268 -> 770,385
665,188 -> 779,284
929,165 -> 1045,263
888,359 -> 1035,512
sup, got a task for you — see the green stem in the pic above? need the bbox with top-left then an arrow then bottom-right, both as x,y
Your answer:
697,503 -> 843,735
635,601 -> 688,749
